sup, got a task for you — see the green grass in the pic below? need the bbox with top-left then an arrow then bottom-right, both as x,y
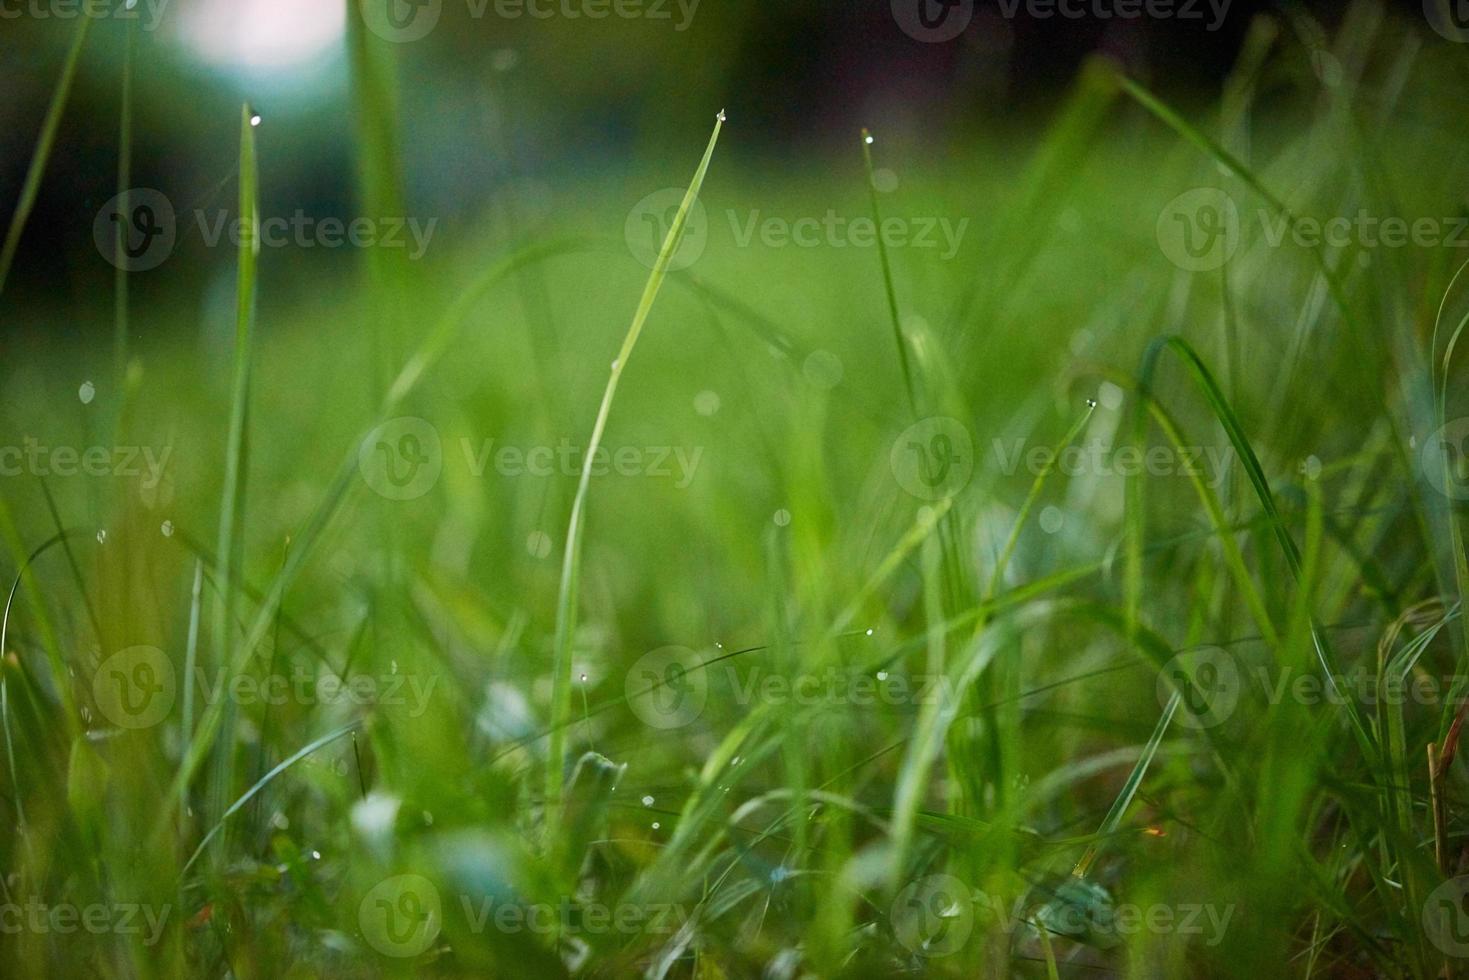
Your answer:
3,7 -> 1469,978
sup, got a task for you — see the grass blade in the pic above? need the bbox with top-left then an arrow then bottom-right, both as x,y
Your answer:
206,104 -> 261,850
0,18 -> 90,299
544,111 -> 726,822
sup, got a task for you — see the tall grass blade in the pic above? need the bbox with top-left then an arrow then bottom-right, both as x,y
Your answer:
206,104 -> 261,853
544,111 -> 725,822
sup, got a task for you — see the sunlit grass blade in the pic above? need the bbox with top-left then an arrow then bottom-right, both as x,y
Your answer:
544,111 -> 726,823
206,104 -> 261,853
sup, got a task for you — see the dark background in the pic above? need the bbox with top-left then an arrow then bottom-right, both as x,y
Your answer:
0,0 -> 1448,314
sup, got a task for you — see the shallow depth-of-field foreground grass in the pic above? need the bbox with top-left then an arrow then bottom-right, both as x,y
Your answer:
4,8 -> 1469,978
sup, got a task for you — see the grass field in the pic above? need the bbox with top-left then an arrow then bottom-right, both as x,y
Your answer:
3,4 -> 1469,977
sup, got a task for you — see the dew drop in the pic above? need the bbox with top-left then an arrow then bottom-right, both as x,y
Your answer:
694,389 -> 721,416
96,529 -> 107,544
652,821 -> 661,829
865,628 -> 874,637
311,850 -> 321,860
876,671 -> 889,681
864,134 -> 875,145
773,509 -> 791,527
1039,506 -> 1064,535
1085,398 -> 1098,409
160,520 -> 174,537
249,112 -> 262,127
716,109 -> 726,122
642,795 -> 654,806
78,381 -> 95,404
580,673 -> 588,683
526,530 -> 553,559
611,359 -> 620,371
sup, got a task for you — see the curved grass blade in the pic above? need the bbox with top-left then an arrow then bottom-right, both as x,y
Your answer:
179,721 -> 359,879
545,111 -> 726,823
1136,335 -> 1375,757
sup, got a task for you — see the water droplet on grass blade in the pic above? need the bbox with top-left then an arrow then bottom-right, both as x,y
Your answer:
79,381 -> 95,404
642,795 -> 654,806
96,529 -> 107,544
161,520 -> 174,537
694,390 -> 721,416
